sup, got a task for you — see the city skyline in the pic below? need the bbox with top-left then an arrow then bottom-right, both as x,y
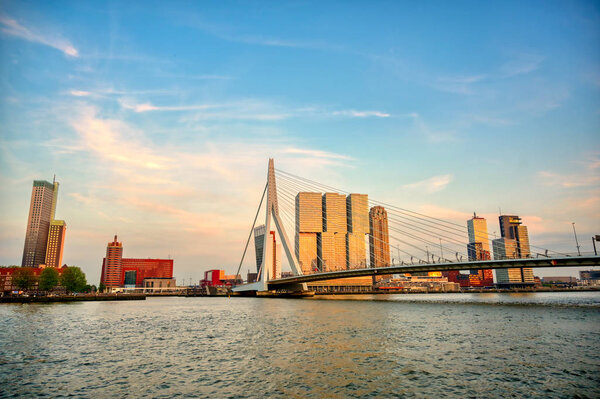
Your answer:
1,1 -> 599,283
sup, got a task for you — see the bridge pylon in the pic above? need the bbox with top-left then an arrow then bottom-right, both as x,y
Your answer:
233,159 -> 307,293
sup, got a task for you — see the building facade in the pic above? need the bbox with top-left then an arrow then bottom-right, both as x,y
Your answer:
100,235 -> 173,289
254,225 -> 281,279
45,220 -> 66,268
319,193 -> 347,272
494,215 -> 534,285
22,180 -> 59,267
295,192 -> 322,274
369,206 -> 391,282
101,235 -> 123,288
346,194 -> 368,269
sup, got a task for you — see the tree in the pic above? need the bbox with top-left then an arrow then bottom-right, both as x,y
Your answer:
60,267 -> 87,293
98,282 -> 106,293
13,268 -> 37,292
39,267 -> 59,292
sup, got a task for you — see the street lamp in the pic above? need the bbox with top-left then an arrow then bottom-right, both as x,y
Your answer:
572,222 -> 581,256
592,235 -> 600,256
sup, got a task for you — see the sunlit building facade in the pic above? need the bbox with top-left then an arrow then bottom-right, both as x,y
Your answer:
295,193 -> 322,274
369,206 -> 391,282
45,220 -> 66,268
494,215 -> 534,284
101,235 -> 123,288
100,235 -> 174,289
346,194 -> 368,269
22,180 -> 59,267
319,193 -> 347,271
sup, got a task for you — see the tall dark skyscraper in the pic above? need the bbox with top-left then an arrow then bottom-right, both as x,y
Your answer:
21,179 -> 59,267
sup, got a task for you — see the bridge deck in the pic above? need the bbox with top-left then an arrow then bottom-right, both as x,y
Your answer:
264,256 -> 600,288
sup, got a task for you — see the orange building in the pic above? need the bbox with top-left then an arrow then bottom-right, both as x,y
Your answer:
45,220 -> 66,268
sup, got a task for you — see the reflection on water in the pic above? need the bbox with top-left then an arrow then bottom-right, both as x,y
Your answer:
1,293 -> 599,398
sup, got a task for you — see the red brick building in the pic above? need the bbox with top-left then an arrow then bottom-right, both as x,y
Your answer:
100,235 -> 173,288
0,266 -> 67,294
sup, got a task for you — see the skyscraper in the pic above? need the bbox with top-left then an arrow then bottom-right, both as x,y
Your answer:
466,214 -> 493,286
21,180 -> 59,267
494,215 -> 534,284
295,192 -> 322,274
369,206 -> 391,282
101,235 -> 123,288
45,220 -> 66,268
346,194 -> 368,269
319,193 -> 347,271
499,215 -> 531,258
254,225 -> 281,279
254,224 -> 266,273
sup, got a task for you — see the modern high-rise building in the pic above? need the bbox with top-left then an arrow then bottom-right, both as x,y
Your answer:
369,206 -> 390,268
101,235 -> 123,288
254,225 -> 282,279
369,206 -> 391,283
45,220 -> 66,268
254,224 -> 266,273
493,215 -> 534,285
295,192 -> 322,274
346,194 -> 368,269
21,179 -> 59,267
467,214 -> 490,258
499,215 -> 531,258
319,193 -> 347,272
466,214 -> 493,285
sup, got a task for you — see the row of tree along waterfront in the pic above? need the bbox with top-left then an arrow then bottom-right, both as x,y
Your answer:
0,265 -> 101,295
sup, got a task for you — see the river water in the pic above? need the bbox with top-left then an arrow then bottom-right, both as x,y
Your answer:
1,292 -> 599,398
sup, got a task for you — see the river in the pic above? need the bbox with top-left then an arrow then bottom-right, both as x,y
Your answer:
1,292 -> 599,398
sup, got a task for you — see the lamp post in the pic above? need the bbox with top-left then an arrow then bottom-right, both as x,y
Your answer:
592,235 -> 600,256
571,222 -> 581,256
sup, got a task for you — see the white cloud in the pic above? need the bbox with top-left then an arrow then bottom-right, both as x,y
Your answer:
402,174 -> 453,193
331,110 -> 390,118
500,54 -> 544,77
0,15 -> 78,57
282,148 -> 354,161
69,90 -> 91,97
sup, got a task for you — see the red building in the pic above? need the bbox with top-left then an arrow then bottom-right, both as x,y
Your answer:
443,269 -> 494,287
100,235 -> 173,288
0,266 -> 68,293
121,259 -> 173,286
200,270 -> 242,288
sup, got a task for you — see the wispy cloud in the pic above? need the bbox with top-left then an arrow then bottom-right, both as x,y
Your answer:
282,148 -> 354,161
538,171 -> 600,188
407,112 -> 458,143
331,110 -> 390,118
69,90 -> 91,97
118,99 -> 221,113
0,15 -> 78,57
432,74 -> 487,95
500,54 -> 544,77
402,174 -> 453,193
114,97 -> 392,121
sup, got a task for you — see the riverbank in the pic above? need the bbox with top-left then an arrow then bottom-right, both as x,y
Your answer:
0,294 -> 146,303
314,286 -> 600,295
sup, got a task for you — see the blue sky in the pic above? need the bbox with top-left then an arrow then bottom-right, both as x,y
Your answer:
1,1 -> 599,282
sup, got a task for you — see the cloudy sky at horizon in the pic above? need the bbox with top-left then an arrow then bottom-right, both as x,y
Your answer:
1,0 -> 599,283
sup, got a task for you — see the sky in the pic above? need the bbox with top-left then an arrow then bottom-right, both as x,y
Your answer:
0,0 -> 599,283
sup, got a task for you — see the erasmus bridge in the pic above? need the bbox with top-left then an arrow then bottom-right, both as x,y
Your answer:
233,159 -> 599,294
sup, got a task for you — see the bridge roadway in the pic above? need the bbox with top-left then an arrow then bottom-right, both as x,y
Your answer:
265,256 -> 600,289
